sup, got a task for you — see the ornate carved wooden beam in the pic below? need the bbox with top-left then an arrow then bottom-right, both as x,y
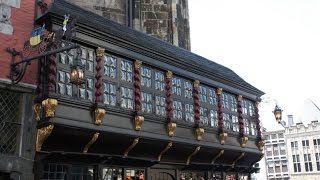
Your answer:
211,149 -> 224,164
232,152 -> 245,168
157,142 -> 173,161
123,138 -> 139,157
83,132 -> 100,153
186,146 -> 201,165
36,124 -> 54,152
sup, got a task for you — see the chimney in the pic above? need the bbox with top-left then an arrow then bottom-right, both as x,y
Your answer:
287,115 -> 294,127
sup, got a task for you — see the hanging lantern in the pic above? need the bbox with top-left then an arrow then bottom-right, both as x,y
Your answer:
273,105 -> 283,122
70,48 -> 85,86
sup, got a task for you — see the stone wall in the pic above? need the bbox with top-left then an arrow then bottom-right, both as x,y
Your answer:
66,0 -> 190,50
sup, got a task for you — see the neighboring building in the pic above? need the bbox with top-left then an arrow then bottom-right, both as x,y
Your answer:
0,0 -> 266,179
263,130 -> 289,180
285,121 -> 320,180
287,115 -> 294,127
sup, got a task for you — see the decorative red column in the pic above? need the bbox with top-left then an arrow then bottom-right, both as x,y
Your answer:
237,95 -> 248,148
47,53 -> 57,93
133,60 -> 144,131
217,88 -> 227,144
255,98 -> 264,151
93,47 -> 106,126
193,80 -> 204,140
166,70 -> 176,137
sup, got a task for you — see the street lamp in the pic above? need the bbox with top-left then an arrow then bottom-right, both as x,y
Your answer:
70,48 -> 85,86
273,105 -> 285,127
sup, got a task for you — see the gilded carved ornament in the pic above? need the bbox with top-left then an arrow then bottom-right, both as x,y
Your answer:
124,138 -> 139,157
232,152 -> 245,168
211,149 -> 224,164
134,60 -> 142,69
94,108 -> 106,125
193,80 -> 199,88
95,47 -> 105,57
257,140 -> 265,151
186,146 -> 201,165
83,132 -> 100,153
219,132 -> 228,145
36,124 -> 54,152
195,127 -> 204,141
166,70 -> 173,78
167,122 -> 177,137
216,88 -> 223,95
134,115 -> 144,131
33,103 -> 42,121
158,142 -> 173,161
237,95 -> 243,102
42,98 -> 58,118
240,136 -> 249,148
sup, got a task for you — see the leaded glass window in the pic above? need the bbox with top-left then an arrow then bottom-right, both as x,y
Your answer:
71,166 -> 94,180
141,92 -> 152,113
79,78 -> 93,101
251,123 -> 256,135
42,163 -> 68,180
173,100 -> 183,120
80,48 -> 94,72
120,60 -> 133,82
155,96 -> 166,116
199,86 -> 207,103
200,86 -> 217,105
141,66 -> 152,88
222,92 -> 236,112
223,113 -> 231,130
209,88 -> 217,105
244,118 -> 250,134
185,103 -> 194,123
184,81 -> 193,99
104,55 -> 117,78
232,115 -> 239,132
57,71 -> 72,96
210,110 -> 218,127
243,99 -> 255,116
172,77 -> 182,96
200,107 -> 208,125
120,87 -> 134,109
155,71 -> 165,91
103,82 -> 117,106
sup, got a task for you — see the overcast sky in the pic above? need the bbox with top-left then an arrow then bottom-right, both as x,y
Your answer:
188,0 -> 320,130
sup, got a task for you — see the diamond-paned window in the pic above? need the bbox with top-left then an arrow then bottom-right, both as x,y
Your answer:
141,66 -> 152,88
155,96 -> 166,116
210,110 -> 218,127
120,60 -> 133,82
104,55 -> 117,78
200,107 -> 208,126
42,163 -> 69,180
80,48 -> 95,72
79,78 -> 94,101
155,71 -> 165,91
209,88 -> 217,105
120,87 -> 134,109
244,118 -> 250,134
0,90 -> 21,154
199,86 -> 207,103
184,81 -> 193,99
103,82 -> 117,106
185,103 -> 194,123
222,93 -> 237,111
251,123 -> 256,135
243,99 -> 255,116
57,70 -> 72,96
141,92 -> 152,113
172,77 -> 182,96
173,100 -> 183,120
232,115 -> 239,132
223,113 -> 231,130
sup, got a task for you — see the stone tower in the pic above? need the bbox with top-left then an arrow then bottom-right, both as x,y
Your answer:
67,0 -> 191,50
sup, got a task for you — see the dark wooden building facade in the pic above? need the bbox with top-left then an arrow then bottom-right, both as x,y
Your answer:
3,0 -> 265,179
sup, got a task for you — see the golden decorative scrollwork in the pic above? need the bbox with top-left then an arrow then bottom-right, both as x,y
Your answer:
232,152 -> 245,168
124,138 -> 139,157
94,108 -> 106,125
219,132 -> 228,145
211,149 -> 224,164
83,132 -> 100,153
193,80 -> 200,88
237,95 -> 243,101
96,47 -> 105,57
41,98 -> 58,118
134,60 -> 142,69
166,70 -> 173,78
186,146 -> 201,165
216,88 -> 223,95
36,124 -> 54,152
134,115 -> 144,131
195,127 -> 204,141
240,136 -> 249,148
257,140 -> 265,151
33,103 -> 42,121
167,122 -> 177,137
157,142 -> 173,161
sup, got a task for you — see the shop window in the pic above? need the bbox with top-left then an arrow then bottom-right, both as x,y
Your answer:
102,168 -> 122,180
125,169 -> 144,180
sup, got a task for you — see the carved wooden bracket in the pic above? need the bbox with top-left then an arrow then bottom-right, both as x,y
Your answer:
157,142 -> 173,161
42,98 -> 58,117
33,103 -> 42,121
124,138 -> 139,157
219,132 -> 228,145
167,122 -> 177,137
83,132 -> 100,153
232,152 -> 245,168
36,124 -> 54,152
240,136 -> 249,148
134,115 -> 144,131
211,149 -> 224,164
256,140 -> 265,151
195,127 -> 204,141
94,108 -> 106,125
186,146 -> 201,165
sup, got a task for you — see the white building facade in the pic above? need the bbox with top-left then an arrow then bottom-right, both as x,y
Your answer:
285,121 -> 320,180
263,130 -> 289,180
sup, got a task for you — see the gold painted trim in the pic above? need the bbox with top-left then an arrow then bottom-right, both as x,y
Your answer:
96,47 -> 105,57
195,127 -> 204,141
33,103 -> 42,121
36,124 -> 54,152
134,115 -> 144,131
83,132 -> 100,153
257,140 -> 265,151
166,70 -> 173,78
94,108 -> 106,125
134,60 -> 142,68
167,122 -> 177,137
157,142 -> 173,161
211,149 -> 224,164
219,133 -> 228,145
124,138 -> 139,157
240,136 -> 249,148
216,88 -> 223,95
237,95 -> 243,101
193,80 -> 199,88
186,146 -> 201,165
42,98 -> 58,118
232,152 -> 245,168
